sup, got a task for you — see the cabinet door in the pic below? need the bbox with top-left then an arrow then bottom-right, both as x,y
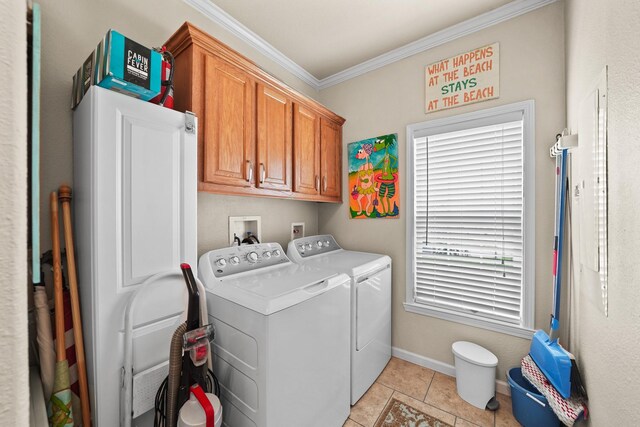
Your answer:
203,55 -> 255,187
73,87 -> 197,426
257,83 -> 292,191
320,118 -> 342,199
293,103 -> 320,195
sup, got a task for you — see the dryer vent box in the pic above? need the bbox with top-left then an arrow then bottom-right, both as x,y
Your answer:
229,216 -> 262,245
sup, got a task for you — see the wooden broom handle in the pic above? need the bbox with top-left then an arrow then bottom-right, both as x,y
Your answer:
59,185 -> 92,427
50,192 -> 66,361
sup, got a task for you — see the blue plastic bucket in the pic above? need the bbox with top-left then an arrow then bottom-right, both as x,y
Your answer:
507,367 -> 561,427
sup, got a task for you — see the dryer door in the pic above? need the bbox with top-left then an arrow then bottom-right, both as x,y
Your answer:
356,266 -> 392,351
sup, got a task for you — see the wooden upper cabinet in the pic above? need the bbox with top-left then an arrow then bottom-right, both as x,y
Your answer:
165,22 -> 345,202
293,103 -> 320,195
320,118 -> 342,199
257,83 -> 292,192
203,55 -> 255,188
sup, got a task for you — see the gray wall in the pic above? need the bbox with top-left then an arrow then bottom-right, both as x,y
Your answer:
0,1 -> 28,425
318,2 -> 566,381
565,0 -> 640,423
198,193 -> 318,256
36,0 -> 320,258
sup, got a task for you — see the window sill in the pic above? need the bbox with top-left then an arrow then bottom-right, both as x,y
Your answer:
403,302 -> 535,339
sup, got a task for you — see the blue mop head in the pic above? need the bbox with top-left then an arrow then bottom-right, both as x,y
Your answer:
529,330 -> 572,399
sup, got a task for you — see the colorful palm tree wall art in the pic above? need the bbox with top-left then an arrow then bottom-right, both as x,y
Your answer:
348,133 -> 399,219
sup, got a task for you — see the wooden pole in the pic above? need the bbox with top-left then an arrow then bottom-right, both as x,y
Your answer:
50,192 -> 66,362
50,191 -> 74,426
59,185 -> 92,427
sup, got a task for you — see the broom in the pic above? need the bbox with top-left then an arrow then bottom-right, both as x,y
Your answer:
529,149 -> 587,400
48,192 -> 75,426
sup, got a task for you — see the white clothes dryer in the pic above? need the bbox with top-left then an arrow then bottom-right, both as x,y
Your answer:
198,243 -> 351,427
287,235 -> 392,404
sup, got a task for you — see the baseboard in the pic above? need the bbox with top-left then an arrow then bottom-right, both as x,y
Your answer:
392,346 -> 511,397
392,346 -> 456,376
495,379 -> 510,397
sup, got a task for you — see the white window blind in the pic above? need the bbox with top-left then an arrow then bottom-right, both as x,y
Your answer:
413,117 -> 524,325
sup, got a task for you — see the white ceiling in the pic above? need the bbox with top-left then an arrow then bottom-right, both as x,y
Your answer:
205,0 -> 513,79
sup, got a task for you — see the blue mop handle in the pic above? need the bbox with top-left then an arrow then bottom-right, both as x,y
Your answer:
550,149 -> 568,337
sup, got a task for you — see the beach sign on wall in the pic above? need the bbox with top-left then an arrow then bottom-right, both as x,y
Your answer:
348,133 -> 399,219
425,43 -> 499,113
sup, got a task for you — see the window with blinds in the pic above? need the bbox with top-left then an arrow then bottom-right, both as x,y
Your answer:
407,102 -> 534,332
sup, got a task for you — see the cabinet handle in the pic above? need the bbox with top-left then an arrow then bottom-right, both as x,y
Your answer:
323,176 -> 327,192
315,175 -> 319,191
246,160 -> 253,182
260,163 -> 266,184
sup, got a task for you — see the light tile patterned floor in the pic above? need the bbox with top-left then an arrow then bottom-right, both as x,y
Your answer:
344,357 -> 520,427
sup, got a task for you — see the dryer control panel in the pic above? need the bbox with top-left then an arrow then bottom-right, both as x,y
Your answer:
205,242 -> 289,278
289,234 -> 341,258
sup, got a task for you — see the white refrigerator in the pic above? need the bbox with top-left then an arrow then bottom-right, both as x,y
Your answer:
73,86 -> 197,426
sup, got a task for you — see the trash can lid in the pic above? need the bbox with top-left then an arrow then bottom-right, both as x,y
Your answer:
452,341 -> 498,367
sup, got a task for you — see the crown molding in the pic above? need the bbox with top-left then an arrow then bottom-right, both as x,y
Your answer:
184,0 -> 321,89
185,0 -> 558,91
318,0 -> 558,89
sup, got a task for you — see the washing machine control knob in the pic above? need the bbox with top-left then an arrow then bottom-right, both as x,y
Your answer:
229,256 -> 240,265
272,249 -> 281,257
298,244 -> 306,253
306,243 -> 313,250
325,240 -> 331,247
262,251 -> 272,259
316,240 -> 323,248
247,252 -> 259,263
215,258 -> 227,268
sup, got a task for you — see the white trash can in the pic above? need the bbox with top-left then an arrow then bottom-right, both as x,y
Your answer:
452,341 -> 498,409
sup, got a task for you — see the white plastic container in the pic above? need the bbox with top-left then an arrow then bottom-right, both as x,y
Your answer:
452,341 -> 498,409
177,393 -> 223,427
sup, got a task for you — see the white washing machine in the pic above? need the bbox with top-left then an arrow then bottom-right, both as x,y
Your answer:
287,235 -> 392,404
198,243 -> 351,427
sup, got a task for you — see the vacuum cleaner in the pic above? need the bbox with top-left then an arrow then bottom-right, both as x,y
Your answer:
154,264 -> 220,427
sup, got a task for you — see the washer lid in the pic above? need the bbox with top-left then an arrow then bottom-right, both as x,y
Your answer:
289,250 -> 390,278
200,255 -> 349,315
452,341 -> 498,367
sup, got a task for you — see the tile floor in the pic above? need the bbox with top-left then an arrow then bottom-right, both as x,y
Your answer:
344,357 -> 519,427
